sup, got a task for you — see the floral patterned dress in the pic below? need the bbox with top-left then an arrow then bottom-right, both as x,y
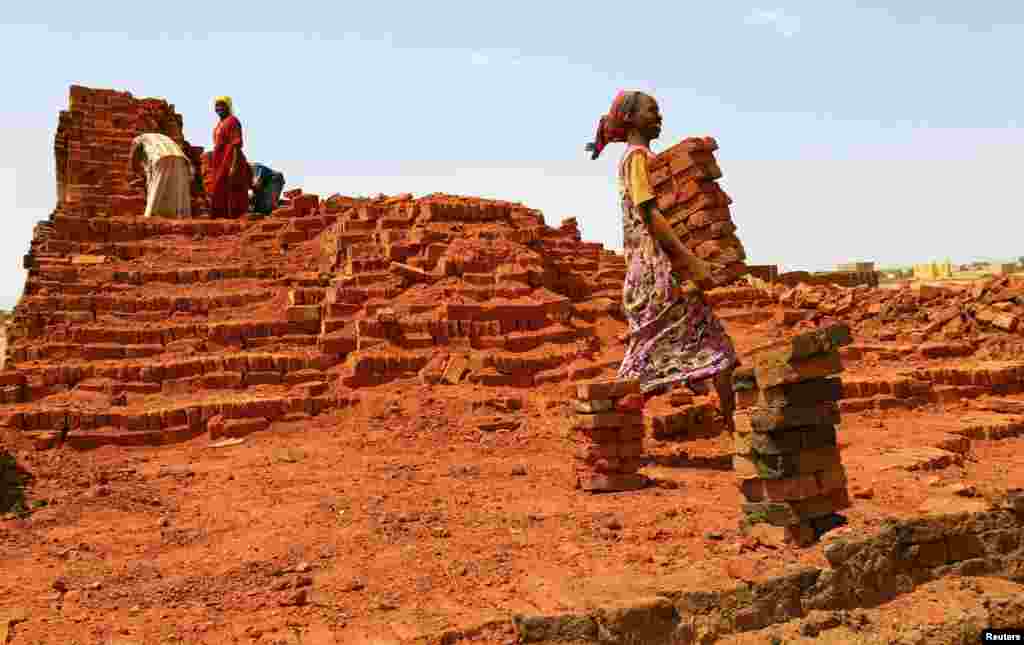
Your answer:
615,145 -> 738,393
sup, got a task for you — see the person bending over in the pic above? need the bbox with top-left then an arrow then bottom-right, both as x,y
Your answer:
129,133 -> 193,218
250,163 -> 286,215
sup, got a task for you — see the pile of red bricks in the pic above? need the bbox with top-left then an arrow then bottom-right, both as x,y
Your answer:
732,324 -> 853,545
647,390 -> 721,440
570,379 -> 647,492
650,137 -> 747,286
55,85 -> 206,219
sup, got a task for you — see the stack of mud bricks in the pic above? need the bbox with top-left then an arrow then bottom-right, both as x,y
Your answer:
648,137 -> 747,286
570,379 -> 647,492
733,323 -> 854,546
56,85 -> 204,218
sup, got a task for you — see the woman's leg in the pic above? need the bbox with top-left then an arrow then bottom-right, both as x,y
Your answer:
714,367 -> 736,423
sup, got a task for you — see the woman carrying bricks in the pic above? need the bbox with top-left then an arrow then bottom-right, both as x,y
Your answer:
209,96 -> 254,218
129,132 -> 193,218
586,91 -> 738,418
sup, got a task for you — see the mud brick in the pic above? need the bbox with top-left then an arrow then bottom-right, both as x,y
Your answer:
741,402 -> 840,433
753,324 -> 852,367
617,439 -> 644,458
569,411 -> 643,431
737,446 -> 844,480
211,417 -> 270,440
754,351 -> 844,390
573,439 -> 619,462
442,355 -> 470,384
576,427 -> 620,443
740,474 -> 821,502
740,521 -> 816,547
617,456 -> 644,473
0,371 -> 26,387
578,472 -> 647,493
759,377 -> 844,407
576,378 -> 641,402
617,424 -> 646,441
244,371 -> 282,386
741,488 -> 850,526
286,305 -> 322,322
733,430 -> 803,456
615,394 -> 645,412
575,399 -> 615,414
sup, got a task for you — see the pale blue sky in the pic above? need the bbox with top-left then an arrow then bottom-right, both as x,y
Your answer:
2,2 -> 1023,308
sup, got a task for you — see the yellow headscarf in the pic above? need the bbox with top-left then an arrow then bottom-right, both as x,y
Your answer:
214,96 -> 233,113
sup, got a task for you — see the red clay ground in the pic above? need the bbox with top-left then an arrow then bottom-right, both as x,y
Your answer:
4,318 -> 1024,644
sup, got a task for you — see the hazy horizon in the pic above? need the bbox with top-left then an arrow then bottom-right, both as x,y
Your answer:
3,3 -> 1023,309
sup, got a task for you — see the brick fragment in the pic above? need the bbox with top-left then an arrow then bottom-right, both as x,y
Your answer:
577,472 -> 647,492
575,399 -> 614,414
754,351 -> 844,390
576,379 -> 641,401
752,324 -> 852,367
568,411 -> 644,431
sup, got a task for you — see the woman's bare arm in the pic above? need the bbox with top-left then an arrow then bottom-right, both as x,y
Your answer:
640,202 -> 711,283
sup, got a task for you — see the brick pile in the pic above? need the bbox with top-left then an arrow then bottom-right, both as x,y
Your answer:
6,85 -> 686,451
647,390 -> 721,440
650,137 -> 747,286
732,324 -> 854,545
570,379 -> 647,492
55,85 -> 206,219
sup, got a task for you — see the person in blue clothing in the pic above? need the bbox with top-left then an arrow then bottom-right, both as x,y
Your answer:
249,163 -> 286,214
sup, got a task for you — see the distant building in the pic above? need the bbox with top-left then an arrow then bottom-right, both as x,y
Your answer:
745,264 -> 778,282
836,262 -> 875,273
913,261 -> 953,280
989,263 -> 1017,275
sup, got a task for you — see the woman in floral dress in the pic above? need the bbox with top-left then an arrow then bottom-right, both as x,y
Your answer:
586,91 -> 738,417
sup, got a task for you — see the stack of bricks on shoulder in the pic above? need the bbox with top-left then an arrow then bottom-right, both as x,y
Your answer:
732,323 -> 854,545
571,379 -> 647,493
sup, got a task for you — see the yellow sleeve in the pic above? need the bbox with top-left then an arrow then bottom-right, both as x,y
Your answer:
627,151 -> 656,206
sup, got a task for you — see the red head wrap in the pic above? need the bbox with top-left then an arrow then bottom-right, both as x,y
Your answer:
585,91 -> 641,160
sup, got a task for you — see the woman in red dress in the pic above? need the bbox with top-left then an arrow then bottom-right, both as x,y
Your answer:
209,96 -> 253,218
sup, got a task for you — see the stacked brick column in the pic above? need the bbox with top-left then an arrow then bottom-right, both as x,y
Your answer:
570,379 -> 647,492
732,324 -> 854,545
649,137 -> 747,286
55,85 -> 206,219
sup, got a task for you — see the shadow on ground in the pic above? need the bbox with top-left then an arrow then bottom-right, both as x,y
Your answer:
0,450 -> 31,514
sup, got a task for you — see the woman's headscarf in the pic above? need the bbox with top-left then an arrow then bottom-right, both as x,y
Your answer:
214,96 -> 233,113
585,90 -> 640,160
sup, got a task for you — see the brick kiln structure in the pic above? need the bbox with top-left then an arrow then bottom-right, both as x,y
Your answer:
54,86 -> 206,221
4,86 -> 737,450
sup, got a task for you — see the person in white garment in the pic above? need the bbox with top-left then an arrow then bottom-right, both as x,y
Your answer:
129,133 -> 193,218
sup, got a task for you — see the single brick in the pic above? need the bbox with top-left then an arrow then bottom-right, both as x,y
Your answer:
740,402 -> 841,433
752,324 -> 853,367
575,399 -> 615,414
759,377 -> 844,407
576,378 -> 641,402
754,351 -> 844,390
